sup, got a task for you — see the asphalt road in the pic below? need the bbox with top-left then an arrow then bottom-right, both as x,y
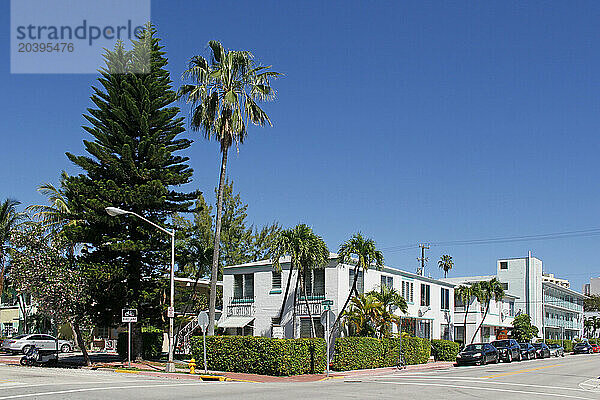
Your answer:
0,353 -> 599,399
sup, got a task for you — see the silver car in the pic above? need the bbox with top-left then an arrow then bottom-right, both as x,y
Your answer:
1,334 -> 73,354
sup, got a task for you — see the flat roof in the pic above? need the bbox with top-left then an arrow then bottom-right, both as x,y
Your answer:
543,280 -> 587,299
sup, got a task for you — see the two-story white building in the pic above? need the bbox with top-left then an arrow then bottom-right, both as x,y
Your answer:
442,275 -> 517,344
219,254 -> 455,340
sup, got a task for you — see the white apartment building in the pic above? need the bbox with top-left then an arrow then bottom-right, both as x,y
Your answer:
442,275 -> 516,344
451,252 -> 586,341
219,254 -> 455,340
583,277 -> 600,296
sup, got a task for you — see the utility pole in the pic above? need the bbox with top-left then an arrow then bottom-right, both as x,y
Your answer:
417,243 -> 429,276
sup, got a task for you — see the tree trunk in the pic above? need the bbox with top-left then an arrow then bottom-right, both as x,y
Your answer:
292,271 -> 301,338
462,301 -> 470,346
17,294 -> 27,334
471,303 -> 490,344
300,270 -> 316,338
208,149 -> 228,336
71,320 -> 91,366
278,259 -> 294,320
0,252 -> 5,297
330,263 -> 360,341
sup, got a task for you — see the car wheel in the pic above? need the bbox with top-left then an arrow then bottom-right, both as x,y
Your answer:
60,344 -> 71,353
517,352 -> 522,361
21,345 -> 32,355
494,355 -> 499,364
19,357 -> 28,366
507,352 -> 512,363
481,356 -> 487,366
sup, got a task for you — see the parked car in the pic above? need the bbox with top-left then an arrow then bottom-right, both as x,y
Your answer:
547,343 -> 565,357
574,342 -> 593,354
591,344 -> 600,353
456,343 -> 499,366
532,342 -> 551,358
1,334 -> 73,354
491,339 -> 522,362
519,343 -> 537,360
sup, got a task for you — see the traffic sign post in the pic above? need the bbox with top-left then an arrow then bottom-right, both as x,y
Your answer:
122,309 -> 138,368
320,309 -> 335,378
322,299 -> 333,311
198,312 -> 209,374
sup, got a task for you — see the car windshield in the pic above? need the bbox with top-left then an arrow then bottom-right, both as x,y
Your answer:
519,343 -> 529,348
12,335 -> 27,340
463,344 -> 484,351
532,343 -> 542,348
492,340 -> 510,347
548,344 -> 559,349
575,343 -> 587,347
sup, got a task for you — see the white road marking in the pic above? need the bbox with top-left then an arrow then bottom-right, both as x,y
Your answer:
370,381 -> 597,399
579,379 -> 600,392
0,382 -> 214,399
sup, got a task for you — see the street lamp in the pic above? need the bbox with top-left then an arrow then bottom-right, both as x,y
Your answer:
105,206 -> 176,373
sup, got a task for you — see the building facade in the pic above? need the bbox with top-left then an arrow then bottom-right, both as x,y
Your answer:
583,277 -> 600,297
443,275 -> 516,344
451,253 -> 585,341
219,254 -> 455,340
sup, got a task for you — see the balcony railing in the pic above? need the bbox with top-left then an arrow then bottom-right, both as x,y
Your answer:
227,297 -> 255,317
295,298 -> 323,316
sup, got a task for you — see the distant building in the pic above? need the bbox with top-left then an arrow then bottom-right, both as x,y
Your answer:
583,277 -> 600,296
450,252 -> 586,341
0,291 -> 34,337
220,254 -> 455,340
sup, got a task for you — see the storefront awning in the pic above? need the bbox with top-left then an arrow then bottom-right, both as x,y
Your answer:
218,316 -> 254,329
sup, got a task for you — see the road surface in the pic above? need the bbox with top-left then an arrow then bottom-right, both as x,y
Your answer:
0,353 -> 599,399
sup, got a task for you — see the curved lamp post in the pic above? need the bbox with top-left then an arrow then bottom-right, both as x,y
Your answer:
105,207 -> 176,373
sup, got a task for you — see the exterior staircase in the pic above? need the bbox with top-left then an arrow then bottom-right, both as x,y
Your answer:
176,316 -> 199,355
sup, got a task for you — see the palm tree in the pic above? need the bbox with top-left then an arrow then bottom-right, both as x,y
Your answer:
0,199 -> 25,295
438,254 -> 454,278
454,285 -> 473,345
343,293 -> 382,337
26,175 -> 91,366
332,233 -> 384,337
269,224 -> 328,337
471,279 -> 505,343
179,41 -> 281,335
369,286 -> 407,338
585,318 -> 594,338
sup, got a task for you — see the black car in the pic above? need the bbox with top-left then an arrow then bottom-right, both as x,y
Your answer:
491,339 -> 522,362
574,342 -> 593,354
456,343 -> 498,366
519,343 -> 536,360
532,342 -> 551,358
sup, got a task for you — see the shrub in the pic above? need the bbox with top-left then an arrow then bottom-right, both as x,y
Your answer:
190,335 -> 325,376
331,336 -> 431,371
117,326 -> 164,360
431,339 -> 460,361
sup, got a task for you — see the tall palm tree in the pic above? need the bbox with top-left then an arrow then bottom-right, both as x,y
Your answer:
454,285 -> 473,345
0,199 -> 25,295
179,41 -> 281,335
343,293 -> 382,337
269,224 -> 328,337
26,175 -> 91,366
470,279 -> 505,343
438,254 -> 454,278
332,233 -> 384,337
369,286 -> 407,338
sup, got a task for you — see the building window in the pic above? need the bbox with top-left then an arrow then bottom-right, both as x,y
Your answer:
421,284 -> 430,307
272,271 -> 282,290
418,320 -> 431,339
381,275 -> 393,290
501,282 -> 508,290
441,288 -> 450,310
301,269 -> 325,299
401,281 -> 414,303
300,317 -> 324,338
349,269 -> 364,294
500,261 -> 508,270
441,324 -> 450,340
233,274 -> 254,300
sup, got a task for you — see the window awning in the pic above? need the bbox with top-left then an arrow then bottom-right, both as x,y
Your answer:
218,316 -> 254,329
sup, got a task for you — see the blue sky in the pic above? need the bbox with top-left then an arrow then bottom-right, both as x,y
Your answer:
2,1 -> 599,290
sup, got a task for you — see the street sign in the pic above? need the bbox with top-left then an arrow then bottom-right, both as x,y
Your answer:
322,300 -> 333,311
122,309 -> 138,323
320,310 -> 335,330
167,306 -> 175,318
198,311 -> 209,331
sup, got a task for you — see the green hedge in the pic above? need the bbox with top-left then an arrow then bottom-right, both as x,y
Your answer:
431,339 -> 460,361
117,326 -> 164,360
331,336 -> 431,371
190,335 -> 325,376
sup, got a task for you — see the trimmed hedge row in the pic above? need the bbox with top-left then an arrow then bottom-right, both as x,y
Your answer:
117,326 -> 163,360
431,339 -> 460,361
331,336 -> 431,371
190,335 -> 326,376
